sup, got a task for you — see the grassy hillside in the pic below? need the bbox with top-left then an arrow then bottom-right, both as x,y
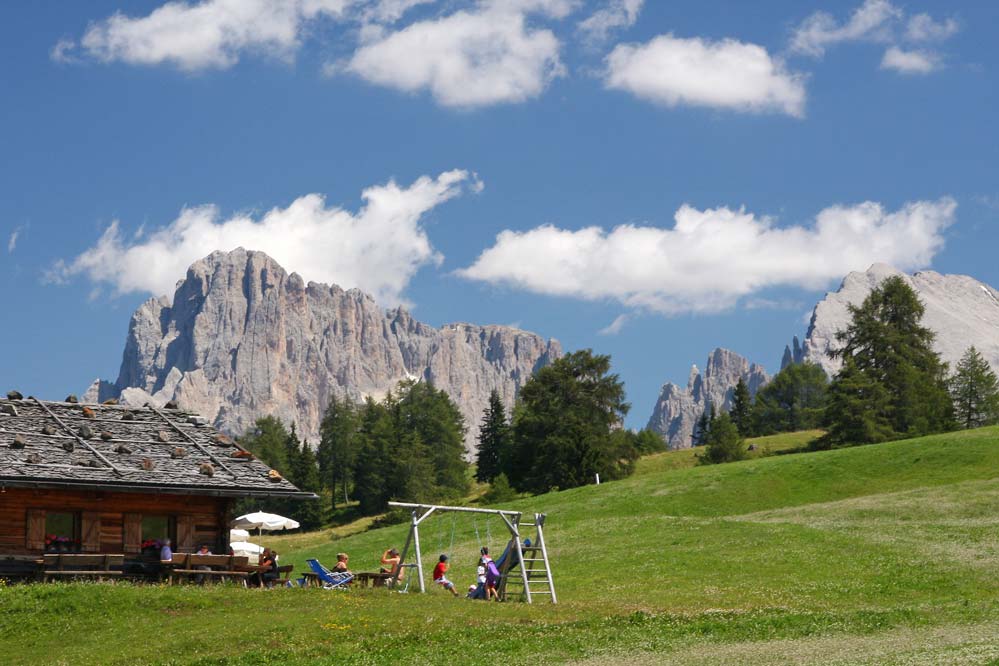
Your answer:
634,429 -> 823,476
5,427 -> 999,665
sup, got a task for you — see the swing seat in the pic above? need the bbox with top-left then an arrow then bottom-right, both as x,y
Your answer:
305,558 -> 353,589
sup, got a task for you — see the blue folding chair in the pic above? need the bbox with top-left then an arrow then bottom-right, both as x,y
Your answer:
305,558 -> 353,589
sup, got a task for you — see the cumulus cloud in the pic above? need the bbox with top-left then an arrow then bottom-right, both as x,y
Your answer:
578,0 -> 643,43
340,2 -> 568,108
790,0 -> 900,57
363,0 -> 435,24
458,198 -> 956,315
604,34 -> 806,117
58,0 -> 351,70
52,170 -> 478,305
881,47 -> 940,75
905,14 -> 959,42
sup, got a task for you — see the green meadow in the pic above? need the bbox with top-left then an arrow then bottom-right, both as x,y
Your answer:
5,427 -> 999,665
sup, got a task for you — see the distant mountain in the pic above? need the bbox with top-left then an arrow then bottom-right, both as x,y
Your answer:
85,249 -> 561,453
792,263 -> 999,377
646,348 -> 770,450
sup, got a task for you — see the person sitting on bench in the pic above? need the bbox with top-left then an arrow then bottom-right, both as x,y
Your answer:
194,544 -> 212,584
250,548 -> 278,587
381,548 -> 404,583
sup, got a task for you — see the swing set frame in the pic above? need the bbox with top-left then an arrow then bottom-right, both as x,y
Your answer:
386,501 -> 556,603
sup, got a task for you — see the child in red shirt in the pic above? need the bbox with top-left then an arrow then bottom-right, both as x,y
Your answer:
433,554 -> 459,596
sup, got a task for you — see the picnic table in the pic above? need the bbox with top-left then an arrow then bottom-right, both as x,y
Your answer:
352,571 -> 394,587
42,554 -> 125,582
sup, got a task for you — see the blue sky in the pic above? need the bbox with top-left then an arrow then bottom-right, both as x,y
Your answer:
1,0 -> 997,429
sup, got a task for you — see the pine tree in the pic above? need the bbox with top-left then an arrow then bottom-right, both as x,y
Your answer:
392,379 -> 468,500
750,362 -> 828,435
697,413 -> 746,465
692,409 -> 710,447
317,395 -> 359,510
730,378 -> 752,436
351,398 -> 392,514
950,346 -> 999,429
821,357 -> 894,447
293,440 -> 324,530
476,390 -> 510,483
508,349 -> 632,494
828,275 -> 954,443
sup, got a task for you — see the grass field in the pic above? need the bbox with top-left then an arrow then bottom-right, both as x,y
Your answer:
4,427 -> 999,665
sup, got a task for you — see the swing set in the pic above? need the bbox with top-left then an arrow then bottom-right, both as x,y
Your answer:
386,501 -> 557,604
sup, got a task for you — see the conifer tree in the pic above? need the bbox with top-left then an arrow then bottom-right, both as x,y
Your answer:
750,362 -> 828,435
507,349 -> 632,493
697,413 -> 746,465
293,440 -> 324,530
317,395 -> 359,509
828,275 -> 954,443
730,378 -> 752,436
822,357 -> 894,447
476,390 -> 510,483
950,346 -> 999,429
692,408 -> 710,447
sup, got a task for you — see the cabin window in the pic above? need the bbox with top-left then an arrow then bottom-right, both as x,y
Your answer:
44,512 -> 80,553
141,515 -> 176,548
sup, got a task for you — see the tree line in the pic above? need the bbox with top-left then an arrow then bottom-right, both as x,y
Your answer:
239,349 -> 664,524
695,276 -> 999,464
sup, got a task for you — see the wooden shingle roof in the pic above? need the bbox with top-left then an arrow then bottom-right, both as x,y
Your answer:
0,396 -> 312,498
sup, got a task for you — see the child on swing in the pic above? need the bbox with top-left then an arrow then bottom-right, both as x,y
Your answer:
432,554 -> 459,596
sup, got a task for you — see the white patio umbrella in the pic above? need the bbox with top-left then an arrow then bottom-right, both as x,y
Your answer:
229,541 -> 265,559
231,511 -> 300,532
229,528 -> 250,541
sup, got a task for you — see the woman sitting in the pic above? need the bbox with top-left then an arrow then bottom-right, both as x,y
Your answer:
333,552 -> 350,574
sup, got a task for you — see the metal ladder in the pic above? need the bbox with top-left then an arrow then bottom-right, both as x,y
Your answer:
499,512 -> 557,604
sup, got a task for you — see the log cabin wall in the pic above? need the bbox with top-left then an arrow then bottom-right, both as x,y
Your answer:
0,487 -> 232,556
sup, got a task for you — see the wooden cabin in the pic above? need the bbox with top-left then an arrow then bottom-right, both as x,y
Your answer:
0,395 -> 312,575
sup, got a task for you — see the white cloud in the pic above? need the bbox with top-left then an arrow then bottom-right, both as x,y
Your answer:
7,228 -> 20,253
905,14 -> 959,42
790,0 -> 901,57
598,314 -> 629,336
61,0 -> 351,71
458,198 -> 956,315
880,46 -> 941,75
52,170 -> 479,305
604,34 -> 806,117
341,3 -> 567,108
363,0 -> 435,24
578,0 -> 643,43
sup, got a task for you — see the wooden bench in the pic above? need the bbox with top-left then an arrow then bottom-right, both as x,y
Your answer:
273,564 -> 294,588
168,554 -> 252,584
43,554 -> 125,582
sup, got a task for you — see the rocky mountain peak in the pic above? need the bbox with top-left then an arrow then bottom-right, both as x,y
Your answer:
87,249 -> 561,453
647,348 -> 770,449
796,263 -> 999,377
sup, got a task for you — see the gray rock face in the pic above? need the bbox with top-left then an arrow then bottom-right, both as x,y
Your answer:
91,249 -> 561,453
647,348 -> 770,450
800,263 -> 999,376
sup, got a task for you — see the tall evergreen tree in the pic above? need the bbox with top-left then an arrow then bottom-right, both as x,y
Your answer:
293,440 -> 324,530
318,395 -> 359,509
697,413 -> 747,465
950,346 -> 999,429
393,380 -> 468,500
692,408 -> 710,447
351,397 -> 392,514
476,390 -> 510,483
750,362 -> 828,435
235,416 -> 292,516
507,349 -> 633,494
821,357 -> 894,447
828,275 -> 954,444
730,378 -> 752,436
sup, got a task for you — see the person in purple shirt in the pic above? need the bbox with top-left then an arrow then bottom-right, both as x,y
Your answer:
159,538 -> 173,563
